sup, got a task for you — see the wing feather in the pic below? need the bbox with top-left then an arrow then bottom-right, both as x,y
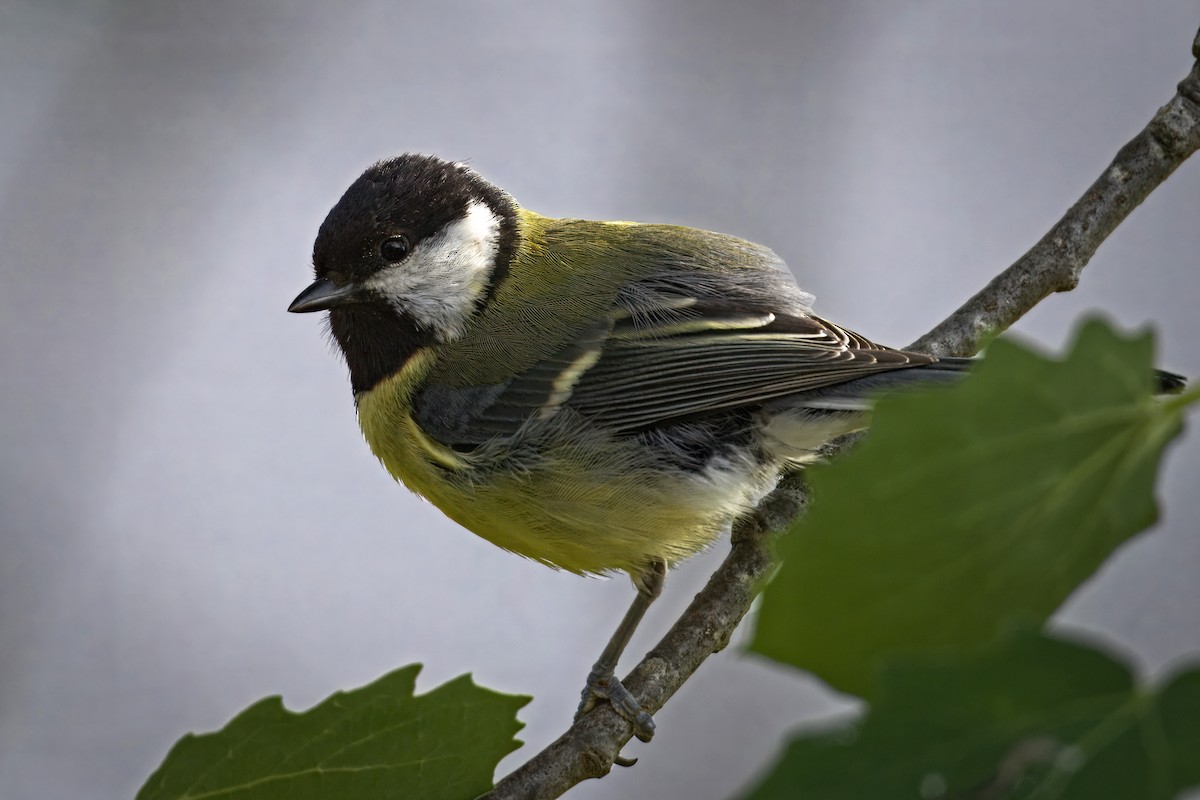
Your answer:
567,319 -> 930,430
415,296 -> 935,446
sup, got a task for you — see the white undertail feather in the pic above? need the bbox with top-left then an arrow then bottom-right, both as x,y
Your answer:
759,409 -> 867,463
364,200 -> 501,341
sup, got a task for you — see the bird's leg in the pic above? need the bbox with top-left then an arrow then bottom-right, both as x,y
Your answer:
575,558 -> 667,743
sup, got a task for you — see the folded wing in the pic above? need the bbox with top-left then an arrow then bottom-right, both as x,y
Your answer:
414,298 -> 939,447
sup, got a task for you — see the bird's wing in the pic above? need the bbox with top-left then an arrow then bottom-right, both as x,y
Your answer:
566,303 -> 935,430
414,298 -> 935,446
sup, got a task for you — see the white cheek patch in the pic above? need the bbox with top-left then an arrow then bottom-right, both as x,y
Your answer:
364,200 -> 501,341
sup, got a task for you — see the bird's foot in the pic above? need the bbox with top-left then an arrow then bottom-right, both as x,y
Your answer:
575,662 -> 656,744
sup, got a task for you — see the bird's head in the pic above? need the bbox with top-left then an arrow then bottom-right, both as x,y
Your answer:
289,154 -> 518,393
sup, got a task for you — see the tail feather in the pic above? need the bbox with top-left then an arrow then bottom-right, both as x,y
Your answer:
796,358 -> 1187,412
1156,369 -> 1188,394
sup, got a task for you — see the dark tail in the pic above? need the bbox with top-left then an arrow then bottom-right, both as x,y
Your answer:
902,357 -> 1186,395
1156,369 -> 1188,394
798,357 -> 1187,411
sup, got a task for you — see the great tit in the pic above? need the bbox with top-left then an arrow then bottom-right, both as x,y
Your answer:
287,154 -> 1183,741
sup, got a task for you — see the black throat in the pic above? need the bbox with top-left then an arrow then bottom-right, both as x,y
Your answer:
329,305 -> 435,396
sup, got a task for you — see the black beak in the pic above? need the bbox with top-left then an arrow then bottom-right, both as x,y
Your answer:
288,278 -> 361,313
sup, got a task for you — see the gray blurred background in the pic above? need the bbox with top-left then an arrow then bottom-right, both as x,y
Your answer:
2,2 -> 1198,798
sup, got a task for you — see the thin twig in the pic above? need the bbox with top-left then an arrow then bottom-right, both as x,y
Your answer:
485,28 -> 1200,800
909,30 -> 1200,357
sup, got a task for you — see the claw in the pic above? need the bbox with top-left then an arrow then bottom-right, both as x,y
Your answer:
575,664 -> 656,742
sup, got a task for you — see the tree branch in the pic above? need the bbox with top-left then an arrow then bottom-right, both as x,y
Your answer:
485,28 -> 1200,800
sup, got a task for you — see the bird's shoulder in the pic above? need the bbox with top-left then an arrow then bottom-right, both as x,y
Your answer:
527,212 -> 792,281
423,211 -> 802,385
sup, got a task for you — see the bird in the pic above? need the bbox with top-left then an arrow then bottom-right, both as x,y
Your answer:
288,154 -> 1184,742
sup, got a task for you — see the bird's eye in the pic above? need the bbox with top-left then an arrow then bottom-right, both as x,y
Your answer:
379,235 -> 410,263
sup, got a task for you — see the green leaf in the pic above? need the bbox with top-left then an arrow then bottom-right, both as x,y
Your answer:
741,630 -> 1200,800
750,318 -> 1194,697
137,665 -> 529,800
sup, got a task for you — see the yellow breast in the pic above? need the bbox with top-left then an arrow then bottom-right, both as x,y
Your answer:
355,338 -> 778,577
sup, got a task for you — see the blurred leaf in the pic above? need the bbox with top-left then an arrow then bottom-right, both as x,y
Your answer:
742,629 -> 1200,800
137,665 -> 529,800
751,318 -> 1195,697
